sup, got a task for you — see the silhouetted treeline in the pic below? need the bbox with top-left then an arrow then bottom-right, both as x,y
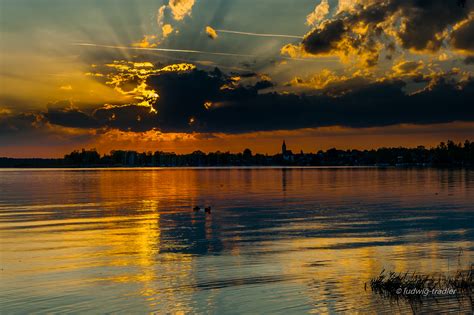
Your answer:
1,140 -> 473,168
0,158 -> 63,168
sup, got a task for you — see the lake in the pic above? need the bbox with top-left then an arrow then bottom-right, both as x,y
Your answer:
0,168 -> 473,314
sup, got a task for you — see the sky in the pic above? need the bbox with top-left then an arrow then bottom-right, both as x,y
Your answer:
0,0 -> 473,157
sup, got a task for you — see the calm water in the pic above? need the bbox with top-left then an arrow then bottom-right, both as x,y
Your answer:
0,168 -> 473,314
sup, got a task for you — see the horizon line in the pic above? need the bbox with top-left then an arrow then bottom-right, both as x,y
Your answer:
1,139 -> 471,159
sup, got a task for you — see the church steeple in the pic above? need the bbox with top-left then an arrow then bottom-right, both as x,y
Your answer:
282,140 -> 287,155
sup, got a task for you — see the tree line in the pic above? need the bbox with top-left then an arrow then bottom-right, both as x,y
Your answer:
1,140 -> 472,167
63,139 -> 474,167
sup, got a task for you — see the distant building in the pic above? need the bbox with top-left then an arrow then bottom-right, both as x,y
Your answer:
281,140 -> 294,162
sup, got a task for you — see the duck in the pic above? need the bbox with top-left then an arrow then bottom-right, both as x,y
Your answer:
205,206 -> 211,214
193,206 -> 201,212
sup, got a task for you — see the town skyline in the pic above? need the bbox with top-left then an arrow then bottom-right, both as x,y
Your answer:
1,139 -> 472,168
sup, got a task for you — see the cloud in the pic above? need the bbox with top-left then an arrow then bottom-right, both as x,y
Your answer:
286,69 -> 369,91
0,107 -> 12,115
285,0 -> 473,66
132,1 -> 191,47
287,60 -> 464,94
303,19 -> 346,55
59,85 -> 73,91
336,0 -> 371,14
0,113 -> 40,135
39,67 -> 474,134
438,53 -> 450,61
306,0 -> 330,26
451,16 -> 474,53
168,0 -> 195,21
464,56 -> 474,64
206,26 -> 218,39
162,24 -> 174,38
280,43 -> 311,59
253,79 -> 274,90
396,1 -> 467,52
157,5 -> 166,26
132,35 -> 158,48
0,111 -> 96,153
97,61 -> 196,114
391,60 -> 424,76
45,107 -> 100,129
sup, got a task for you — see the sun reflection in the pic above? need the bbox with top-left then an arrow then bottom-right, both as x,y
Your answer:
1,169 -> 473,313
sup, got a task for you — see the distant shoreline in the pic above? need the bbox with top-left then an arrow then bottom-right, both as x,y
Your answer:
0,164 -> 472,170
2,139 -> 472,168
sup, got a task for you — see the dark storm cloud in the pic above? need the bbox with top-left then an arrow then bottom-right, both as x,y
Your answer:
464,56 -> 474,64
303,19 -> 346,55
0,113 -> 39,135
0,112 -> 93,147
451,18 -> 474,51
300,0 -> 472,61
303,3 -> 391,55
253,80 -> 274,90
396,0 -> 469,51
45,107 -> 100,129
199,79 -> 474,133
39,68 -> 474,134
94,105 -> 159,132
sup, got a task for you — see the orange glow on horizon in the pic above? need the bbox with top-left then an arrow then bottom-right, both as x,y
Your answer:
2,122 -> 472,158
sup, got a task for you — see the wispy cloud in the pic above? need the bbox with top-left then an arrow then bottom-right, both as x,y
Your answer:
213,29 -> 303,39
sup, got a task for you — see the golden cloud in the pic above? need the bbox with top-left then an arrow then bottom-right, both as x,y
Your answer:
285,0 -> 473,69
132,35 -> 158,48
132,1 -> 192,48
0,107 -> 12,115
280,44 -> 314,59
97,62 -> 196,114
162,24 -> 174,38
288,69 -> 350,90
168,0 -> 195,21
205,26 -> 218,39
391,60 -> 424,76
306,0 -> 330,26
451,14 -> 474,55
59,85 -> 73,91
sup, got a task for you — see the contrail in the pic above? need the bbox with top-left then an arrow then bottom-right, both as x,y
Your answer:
215,29 -> 304,39
73,42 -> 339,63
73,43 -> 256,58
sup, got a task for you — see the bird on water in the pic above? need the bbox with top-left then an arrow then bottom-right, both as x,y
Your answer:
193,206 -> 212,214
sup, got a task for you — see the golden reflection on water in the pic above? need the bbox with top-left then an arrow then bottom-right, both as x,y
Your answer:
0,168 -> 473,313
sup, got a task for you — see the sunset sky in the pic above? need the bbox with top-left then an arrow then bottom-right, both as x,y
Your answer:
1,0 -> 473,157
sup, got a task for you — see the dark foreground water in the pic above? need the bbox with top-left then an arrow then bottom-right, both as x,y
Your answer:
0,168 -> 473,314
